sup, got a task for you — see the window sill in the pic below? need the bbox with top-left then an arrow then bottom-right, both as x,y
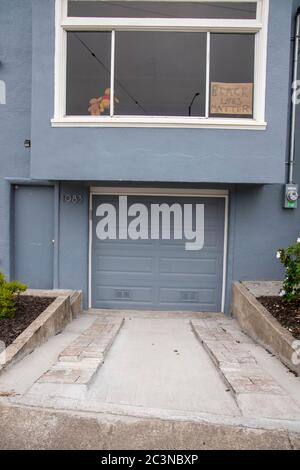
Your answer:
51,116 -> 267,130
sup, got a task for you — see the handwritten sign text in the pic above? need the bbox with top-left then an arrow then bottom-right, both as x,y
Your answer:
210,82 -> 253,115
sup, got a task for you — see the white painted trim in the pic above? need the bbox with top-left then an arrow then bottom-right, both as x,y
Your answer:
205,31 -> 210,118
88,186 -> 229,312
55,0 -> 268,129
55,1 -> 63,118
55,0 -> 68,119
90,187 -> 229,196
61,0 -> 68,20
88,191 -> 93,309
254,0 -> 269,123
221,194 -> 229,312
62,17 -> 261,32
110,30 -> 115,116
51,116 -> 267,130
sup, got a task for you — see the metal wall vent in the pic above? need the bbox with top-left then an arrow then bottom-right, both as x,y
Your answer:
115,289 -> 131,300
180,291 -> 198,302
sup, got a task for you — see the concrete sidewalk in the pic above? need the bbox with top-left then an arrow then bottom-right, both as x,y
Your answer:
0,310 -> 300,449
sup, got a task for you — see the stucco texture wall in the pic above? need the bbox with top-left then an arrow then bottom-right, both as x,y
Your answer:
29,0 -> 292,184
58,183 -> 89,297
0,0 -> 32,277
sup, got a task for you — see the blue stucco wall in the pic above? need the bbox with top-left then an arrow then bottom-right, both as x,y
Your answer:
1,0 -> 300,313
58,183 -> 89,296
0,0 -> 32,278
29,0 -> 292,184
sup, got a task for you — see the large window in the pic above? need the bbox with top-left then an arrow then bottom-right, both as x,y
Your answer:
54,0 -> 268,128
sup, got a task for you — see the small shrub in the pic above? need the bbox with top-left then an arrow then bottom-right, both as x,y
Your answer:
0,272 -> 27,319
277,239 -> 300,303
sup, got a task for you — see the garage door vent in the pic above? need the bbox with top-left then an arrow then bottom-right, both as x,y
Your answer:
114,289 -> 131,300
180,291 -> 199,302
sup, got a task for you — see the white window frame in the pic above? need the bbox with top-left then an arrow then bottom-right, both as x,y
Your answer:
52,0 -> 269,130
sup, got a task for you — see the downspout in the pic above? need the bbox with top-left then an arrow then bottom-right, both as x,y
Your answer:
288,8 -> 300,184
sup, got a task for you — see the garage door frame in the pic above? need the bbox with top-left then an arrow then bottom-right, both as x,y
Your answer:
89,187 -> 229,312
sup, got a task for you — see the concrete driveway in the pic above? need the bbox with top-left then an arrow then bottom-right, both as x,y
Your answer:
0,310 -> 300,449
89,317 -> 240,415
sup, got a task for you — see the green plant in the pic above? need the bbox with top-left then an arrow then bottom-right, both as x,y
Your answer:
277,238 -> 300,302
0,272 -> 27,319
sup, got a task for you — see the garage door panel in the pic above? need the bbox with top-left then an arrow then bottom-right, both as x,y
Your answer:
94,244 -> 156,254
203,231 -> 219,248
96,240 -> 155,249
157,247 -> 219,258
159,288 -> 215,305
97,272 -> 155,286
159,258 -> 217,275
95,286 -> 154,304
95,255 -> 154,273
92,194 -> 226,312
93,301 -> 155,309
158,274 -> 217,286
159,231 -> 219,249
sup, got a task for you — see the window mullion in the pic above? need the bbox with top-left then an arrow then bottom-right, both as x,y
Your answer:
110,30 -> 115,117
205,31 -> 211,119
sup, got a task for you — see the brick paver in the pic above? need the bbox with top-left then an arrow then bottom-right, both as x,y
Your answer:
191,319 -> 300,420
37,318 -> 124,388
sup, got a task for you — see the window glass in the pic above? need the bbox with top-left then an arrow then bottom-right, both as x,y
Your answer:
114,31 -> 207,116
209,33 -> 255,118
68,1 -> 257,20
66,31 -> 111,116
65,31 -> 256,118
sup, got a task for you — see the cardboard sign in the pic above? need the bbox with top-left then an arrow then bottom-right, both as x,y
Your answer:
210,82 -> 253,115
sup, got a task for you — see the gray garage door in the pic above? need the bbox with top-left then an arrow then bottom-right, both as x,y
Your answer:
91,195 -> 225,312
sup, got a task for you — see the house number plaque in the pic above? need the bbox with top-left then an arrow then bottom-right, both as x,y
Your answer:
63,193 -> 83,204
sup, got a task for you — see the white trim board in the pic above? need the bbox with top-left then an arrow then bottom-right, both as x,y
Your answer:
90,187 -> 228,196
88,186 -> 229,313
51,117 -> 267,130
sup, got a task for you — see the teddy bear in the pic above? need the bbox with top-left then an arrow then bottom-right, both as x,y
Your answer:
88,88 -> 119,116
88,97 -> 102,116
